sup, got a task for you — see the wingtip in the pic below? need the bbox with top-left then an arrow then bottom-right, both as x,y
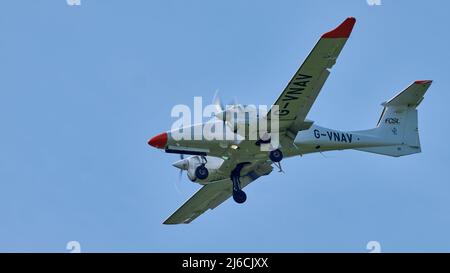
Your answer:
414,80 -> 433,85
321,17 -> 356,39
163,220 -> 175,225
163,218 -> 190,225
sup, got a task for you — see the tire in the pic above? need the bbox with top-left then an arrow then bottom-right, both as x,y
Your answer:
233,190 -> 247,204
269,149 -> 283,162
195,165 -> 209,180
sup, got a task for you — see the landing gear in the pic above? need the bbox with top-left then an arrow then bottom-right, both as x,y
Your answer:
195,165 -> 209,180
269,149 -> 284,172
233,188 -> 247,204
195,156 -> 209,180
230,163 -> 250,204
269,149 -> 283,162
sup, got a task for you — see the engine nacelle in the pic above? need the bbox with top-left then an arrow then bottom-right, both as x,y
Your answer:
172,156 -> 224,184
217,105 -> 263,136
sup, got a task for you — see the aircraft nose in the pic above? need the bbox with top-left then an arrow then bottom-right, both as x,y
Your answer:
148,132 -> 168,149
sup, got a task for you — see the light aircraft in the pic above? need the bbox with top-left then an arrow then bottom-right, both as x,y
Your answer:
147,17 -> 432,224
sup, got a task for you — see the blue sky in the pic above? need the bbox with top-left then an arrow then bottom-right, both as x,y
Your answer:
0,0 -> 449,252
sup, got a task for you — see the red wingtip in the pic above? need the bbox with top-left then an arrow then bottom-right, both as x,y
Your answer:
414,80 -> 433,85
148,132 -> 168,149
321,17 -> 356,39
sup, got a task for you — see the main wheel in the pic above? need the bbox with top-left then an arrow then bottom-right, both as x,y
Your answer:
233,190 -> 247,204
269,149 -> 283,162
195,165 -> 209,180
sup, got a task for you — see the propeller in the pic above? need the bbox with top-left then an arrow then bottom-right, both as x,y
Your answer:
230,96 -> 238,108
212,90 -> 239,123
177,154 -> 185,180
212,90 -> 227,122
173,154 -> 187,194
212,89 -> 224,113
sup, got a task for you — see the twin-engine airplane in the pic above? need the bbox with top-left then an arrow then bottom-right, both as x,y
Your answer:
147,17 -> 432,224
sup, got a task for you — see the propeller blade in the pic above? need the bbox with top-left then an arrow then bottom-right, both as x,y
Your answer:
229,96 -> 238,108
174,169 -> 183,194
212,89 -> 224,112
178,169 -> 183,181
175,154 -> 185,194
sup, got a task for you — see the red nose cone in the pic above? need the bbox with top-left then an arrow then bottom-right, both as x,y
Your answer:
148,132 -> 168,149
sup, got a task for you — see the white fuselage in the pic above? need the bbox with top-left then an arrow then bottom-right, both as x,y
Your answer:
169,122 -> 401,184
290,124 -> 397,156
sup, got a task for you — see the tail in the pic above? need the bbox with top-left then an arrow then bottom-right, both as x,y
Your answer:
355,80 -> 432,157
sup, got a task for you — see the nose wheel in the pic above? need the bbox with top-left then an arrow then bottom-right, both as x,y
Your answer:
230,163 -> 250,204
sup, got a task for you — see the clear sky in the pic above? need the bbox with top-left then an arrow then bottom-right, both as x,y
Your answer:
0,0 -> 449,252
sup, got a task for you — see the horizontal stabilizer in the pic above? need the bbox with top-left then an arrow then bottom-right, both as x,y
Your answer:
384,80 -> 432,108
355,145 -> 421,157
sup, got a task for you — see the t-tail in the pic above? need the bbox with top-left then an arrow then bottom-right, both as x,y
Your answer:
354,80 -> 432,157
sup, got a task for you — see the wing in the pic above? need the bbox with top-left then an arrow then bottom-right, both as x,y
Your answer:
267,17 -> 356,139
163,162 -> 273,224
